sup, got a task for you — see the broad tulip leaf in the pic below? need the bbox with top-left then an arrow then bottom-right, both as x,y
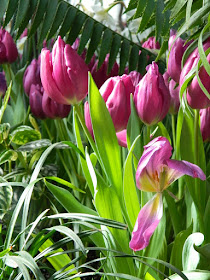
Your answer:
88,73 -> 123,197
10,126 -> 41,145
0,177 -> 13,219
182,232 -> 204,270
59,6 -> 77,38
47,1 -> 69,40
123,136 -> 140,231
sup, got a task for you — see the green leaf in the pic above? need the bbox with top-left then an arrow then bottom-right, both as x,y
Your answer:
0,82 -> 12,124
129,45 -> 140,72
98,29 -> 113,69
123,136 -> 140,230
170,224 -> 193,271
9,125 -> 41,145
18,139 -> 51,152
4,0 -> 18,27
78,17 -> 95,55
28,0 -> 48,37
47,1 -> 69,40
133,0 -> 147,19
0,150 -> 18,165
198,21 -> 210,77
138,0 -> 156,32
155,0 -> 164,40
138,50 -> 147,74
86,23 -> 104,64
125,0 -> 138,13
38,0 -> 59,45
5,255 -> 30,279
59,6 -> 77,38
88,73 -> 123,197
67,11 -> 87,45
45,176 -> 85,193
0,0 -> 8,22
0,247 -> 12,257
168,270 -> 210,280
194,244 -> 210,259
0,177 -> 13,219
14,0 -> 30,30
0,123 -> 10,143
182,233 -> 204,270
171,0 -> 187,19
119,39 -> 130,74
108,34 -> 122,73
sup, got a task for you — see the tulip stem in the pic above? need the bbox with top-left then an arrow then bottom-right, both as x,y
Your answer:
171,114 -> 176,152
146,125 -> 151,144
74,104 -> 99,158
194,109 -> 199,165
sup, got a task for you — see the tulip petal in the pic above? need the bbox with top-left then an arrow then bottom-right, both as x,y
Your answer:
40,49 -> 68,104
129,193 -> 163,251
116,129 -> 127,147
166,159 -> 206,185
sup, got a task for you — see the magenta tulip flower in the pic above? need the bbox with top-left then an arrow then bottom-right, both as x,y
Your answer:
179,39 -> 210,109
91,54 -> 119,89
142,37 -> 160,50
40,36 -> 88,105
134,62 -> 170,126
23,58 -> 41,95
168,79 -> 180,114
130,136 -> 206,251
128,70 -> 142,87
100,74 -> 134,132
0,28 -> 18,64
200,107 -> 210,142
42,91 -> 70,119
0,72 -> 7,96
29,84 -> 46,119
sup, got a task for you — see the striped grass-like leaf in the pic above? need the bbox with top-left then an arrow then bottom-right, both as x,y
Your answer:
0,177 -> 13,220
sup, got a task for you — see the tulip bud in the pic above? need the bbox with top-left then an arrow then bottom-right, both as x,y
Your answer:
23,58 -> 41,95
0,72 -> 7,96
200,107 -> 210,142
142,37 -> 160,50
167,36 -> 191,83
29,84 -> 46,119
134,62 -> 170,126
128,70 -> 142,87
42,91 -> 71,119
168,79 -> 180,114
41,36 -> 88,105
100,74 -> 134,132
180,39 -> 210,109
0,28 -> 18,64
91,54 -> 119,89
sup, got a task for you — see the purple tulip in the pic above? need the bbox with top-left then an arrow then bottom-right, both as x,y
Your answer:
200,108 -> 210,142
29,84 -> 46,119
23,58 -> 41,95
167,35 -> 191,83
0,72 -> 7,96
40,36 -> 88,105
0,28 -> 18,64
142,37 -> 160,50
42,91 -> 70,119
179,39 -> 210,109
100,74 -> 134,132
128,70 -> 142,87
130,136 -> 206,251
84,101 -> 128,147
168,79 -> 180,114
91,54 -> 119,89
134,62 -> 170,126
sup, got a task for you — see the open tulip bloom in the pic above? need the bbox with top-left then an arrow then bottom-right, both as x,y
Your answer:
129,136 -> 206,251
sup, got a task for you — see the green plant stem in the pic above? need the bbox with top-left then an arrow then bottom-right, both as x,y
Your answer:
171,114 -> 176,153
194,109 -> 199,165
146,125 -> 151,145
